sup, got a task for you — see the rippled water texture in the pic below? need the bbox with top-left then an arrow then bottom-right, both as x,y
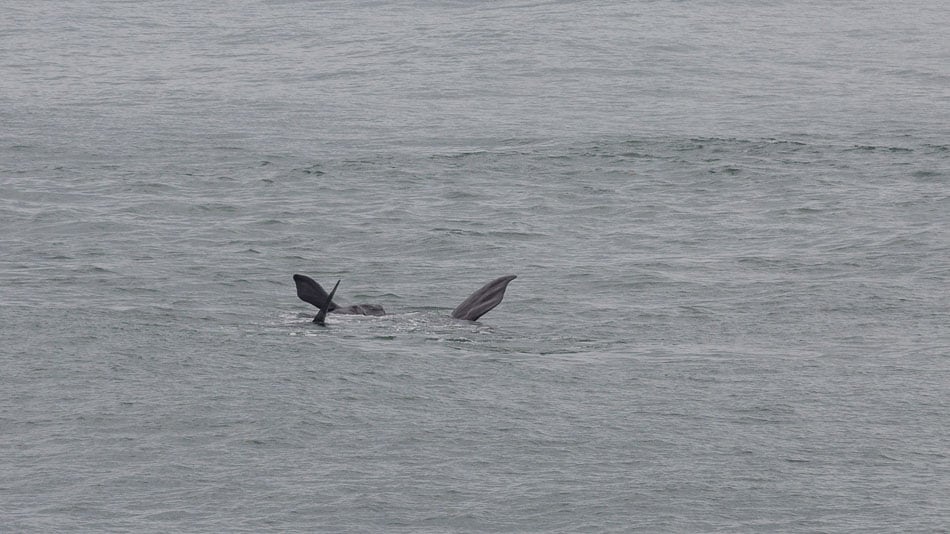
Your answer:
2,1 -> 948,532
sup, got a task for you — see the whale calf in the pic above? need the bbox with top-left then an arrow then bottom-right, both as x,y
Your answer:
293,273 -> 517,324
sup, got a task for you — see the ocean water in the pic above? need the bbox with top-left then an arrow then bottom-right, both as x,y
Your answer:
2,1 -> 949,532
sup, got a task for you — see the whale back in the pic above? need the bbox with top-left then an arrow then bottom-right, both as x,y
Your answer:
338,303 -> 386,316
451,275 -> 517,321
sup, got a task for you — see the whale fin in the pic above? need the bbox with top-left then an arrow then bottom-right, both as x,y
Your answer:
314,279 -> 341,325
293,274 -> 338,311
451,275 -> 517,321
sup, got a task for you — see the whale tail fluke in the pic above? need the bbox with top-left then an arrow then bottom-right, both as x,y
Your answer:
451,275 -> 517,321
314,279 -> 341,325
293,273 -> 338,311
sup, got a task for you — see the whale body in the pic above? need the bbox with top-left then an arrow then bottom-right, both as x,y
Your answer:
293,274 -> 517,323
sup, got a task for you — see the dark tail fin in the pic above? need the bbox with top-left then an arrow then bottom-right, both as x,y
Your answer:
293,274 -> 338,311
314,279 -> 341,325
451,275 -> 517,321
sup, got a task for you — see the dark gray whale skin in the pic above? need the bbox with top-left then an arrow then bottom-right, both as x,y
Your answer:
292,274 -> 386,316
293,274 -> 516,322
450,274 -> 518,320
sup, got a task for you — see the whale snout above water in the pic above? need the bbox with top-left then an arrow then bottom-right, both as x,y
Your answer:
293,273 -> 516,324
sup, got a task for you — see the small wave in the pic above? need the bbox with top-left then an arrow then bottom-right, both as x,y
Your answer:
846,144 -> 913,153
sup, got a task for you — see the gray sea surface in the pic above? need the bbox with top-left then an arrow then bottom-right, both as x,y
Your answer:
2,1 -> 949,532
